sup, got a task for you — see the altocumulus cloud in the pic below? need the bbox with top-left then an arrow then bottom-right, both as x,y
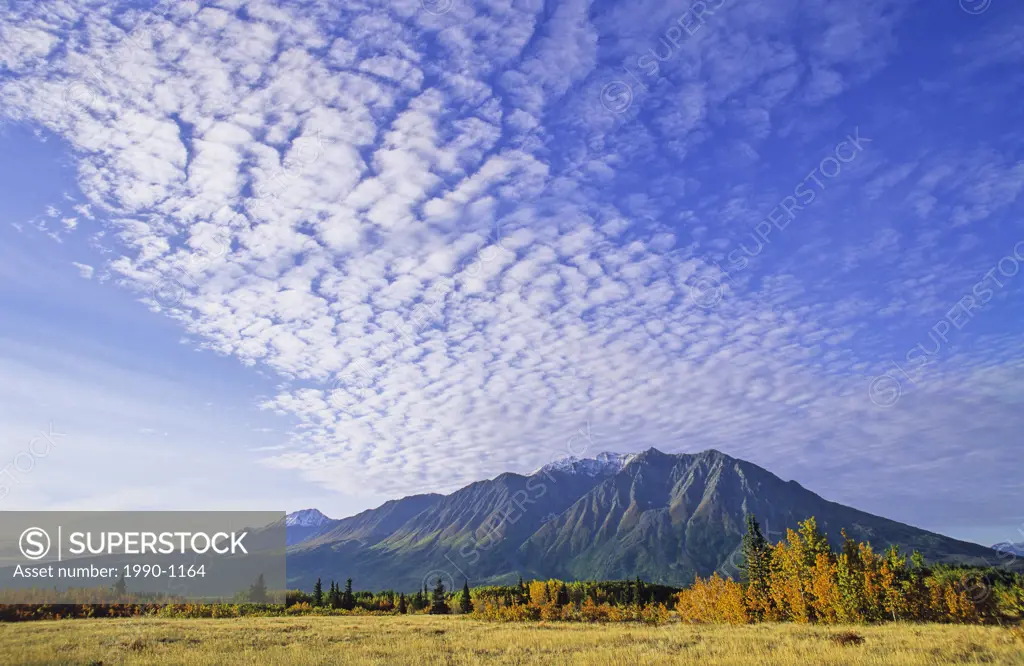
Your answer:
1,0 -> 1023,530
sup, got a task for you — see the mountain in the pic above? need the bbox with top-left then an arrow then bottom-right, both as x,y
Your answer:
304,494 -> 444,546
285,508 -> 334,545
993,542 -> 1024,557
286,448 -> 1008,591
532,452 -> 636,477
286,508 -> 332,528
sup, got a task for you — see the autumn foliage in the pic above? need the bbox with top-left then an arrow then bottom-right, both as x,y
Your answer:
676,516 -> 1017,626
472,577 -> 672,624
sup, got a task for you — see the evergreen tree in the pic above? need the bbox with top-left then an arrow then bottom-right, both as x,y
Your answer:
460,580 -> 473,614
341,578 -> 356,610
398,592 -> 408,614
413,587 -> 424,611
329,580 -> 342,609
313,577 -> 323,607
635,576 -> 646,606
248,573 -> 268,603
741,513 -> 774,618
113,574 -> 127,598
430,577 -> 450,614
556,582 -> 570,607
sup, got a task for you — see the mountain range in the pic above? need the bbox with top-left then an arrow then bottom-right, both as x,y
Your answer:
285,448 -> 1008,592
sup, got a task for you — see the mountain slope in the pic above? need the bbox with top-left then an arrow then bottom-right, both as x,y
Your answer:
286,448 -> 1006,591
287,465 -> 617,589
520,448 -> 999,585
306,494 -> 444,546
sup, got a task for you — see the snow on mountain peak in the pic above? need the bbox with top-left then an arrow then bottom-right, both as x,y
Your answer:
285,508 -> 331,527
993,542 -> 1024,556
533,451 -> 636,477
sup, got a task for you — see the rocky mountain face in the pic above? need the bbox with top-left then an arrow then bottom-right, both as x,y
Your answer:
285,448 -> 1004,591
284,508 -> 334,545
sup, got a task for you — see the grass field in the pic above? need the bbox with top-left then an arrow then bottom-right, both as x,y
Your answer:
1,616 -> 1023,665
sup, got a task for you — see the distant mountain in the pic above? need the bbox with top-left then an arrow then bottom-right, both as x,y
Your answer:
993,542 -> 1024,557
286,508 -> 332,528
286,448 -> 1009,591
285,508 -> 334,545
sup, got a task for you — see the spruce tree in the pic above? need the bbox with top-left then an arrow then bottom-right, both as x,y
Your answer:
341,578 -> 356,610
430,577 -> 450,614
398,592 -> 408,614
113,574 -> 127,598
741,514 -> 773,618
313,577 -> 323,606
460,580 -> 473,614
329,580 -> 342,609
248,573 -> 268,603
556,582 -> 570,607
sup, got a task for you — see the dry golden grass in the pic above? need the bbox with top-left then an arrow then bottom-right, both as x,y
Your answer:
0,615 -> 1022,665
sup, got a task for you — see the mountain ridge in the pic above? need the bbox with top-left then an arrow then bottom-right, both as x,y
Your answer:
285,448 -> 1008,591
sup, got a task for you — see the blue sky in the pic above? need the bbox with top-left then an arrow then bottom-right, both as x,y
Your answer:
0,0 -> 1022,547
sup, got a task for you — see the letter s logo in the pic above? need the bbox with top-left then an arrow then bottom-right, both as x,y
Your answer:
19,527 -> 51,560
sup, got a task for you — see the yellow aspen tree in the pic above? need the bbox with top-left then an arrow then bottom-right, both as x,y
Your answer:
529,580 -> 549,607
769,529 -> 811,622
809,552 -> 840,624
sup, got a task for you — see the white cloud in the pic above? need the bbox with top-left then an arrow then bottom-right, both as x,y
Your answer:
0,0 -> 1022,531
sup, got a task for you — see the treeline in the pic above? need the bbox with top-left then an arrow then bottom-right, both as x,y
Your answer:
470,577 -> 674,623
0,576 -> 679,623
0,603 -> 290,622
286,576 -> 452,614
286,576 -> 679,623
472,577 -> 680,608
4,516 -> 1022,626
676,515 -> 1024,625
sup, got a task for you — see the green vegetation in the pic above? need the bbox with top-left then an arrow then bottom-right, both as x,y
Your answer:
3,515 -> 1021,630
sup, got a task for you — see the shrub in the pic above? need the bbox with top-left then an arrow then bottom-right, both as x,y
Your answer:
831,631 -> 865,646
676,574 -> 749,625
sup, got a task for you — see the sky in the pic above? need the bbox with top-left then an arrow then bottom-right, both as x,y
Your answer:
0,0 -> 1022,547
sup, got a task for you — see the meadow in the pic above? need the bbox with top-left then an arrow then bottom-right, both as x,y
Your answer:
0,615 -> 1023,665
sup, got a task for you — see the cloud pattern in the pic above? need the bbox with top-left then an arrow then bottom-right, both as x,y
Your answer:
1,0 -> 1023,529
